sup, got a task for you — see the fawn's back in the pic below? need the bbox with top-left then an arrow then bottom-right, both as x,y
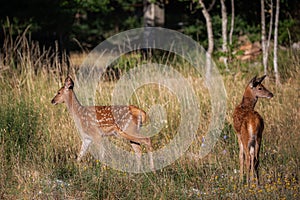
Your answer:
86,105 -> 147,135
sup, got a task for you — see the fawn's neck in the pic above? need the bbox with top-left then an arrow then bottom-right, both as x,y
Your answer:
240,89 -> 258,110
65,90 -> 84,117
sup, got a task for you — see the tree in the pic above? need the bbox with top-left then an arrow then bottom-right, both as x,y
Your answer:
220,0 -> 228,70
261,0 -> 273,75
229,0 -> 235,46
143,0 -> 165,27
273,0 -> 280,84
261,0 -> 268,74
198,0 -> 215,80
198,0 -> 214,56
220,0 -> 228,53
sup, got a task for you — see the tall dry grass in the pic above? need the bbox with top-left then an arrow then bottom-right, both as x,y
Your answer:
0,29 -> 299,199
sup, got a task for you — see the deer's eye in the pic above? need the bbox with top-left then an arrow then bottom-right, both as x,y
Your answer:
258,87 -> 262,90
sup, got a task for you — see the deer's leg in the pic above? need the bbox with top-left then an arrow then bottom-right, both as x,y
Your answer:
250,145 -> 255,183
134,124 -> 154,171
238,135 -> 244,182
77,137 -> 92,162
145,138 -> 154,171
245,150 -> 251,185
255,140 -> 261,185
137,137 -> 154,171
130,141 -> 142,171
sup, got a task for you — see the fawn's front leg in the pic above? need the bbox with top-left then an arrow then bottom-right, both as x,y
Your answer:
77,137 -> 92,162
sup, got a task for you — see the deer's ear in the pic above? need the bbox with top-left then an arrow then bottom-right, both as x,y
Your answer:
64,76 -> 74,89
249,76 -> 257,88
256,75 -> 267,83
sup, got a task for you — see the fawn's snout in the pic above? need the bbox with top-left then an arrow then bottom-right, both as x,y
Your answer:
51,98 -> 57,105
267,92 -> 274,99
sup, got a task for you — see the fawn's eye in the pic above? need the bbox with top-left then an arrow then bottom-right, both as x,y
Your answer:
258,87 -> 262,90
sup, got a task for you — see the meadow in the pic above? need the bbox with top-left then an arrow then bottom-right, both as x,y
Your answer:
0,32 -> 299,199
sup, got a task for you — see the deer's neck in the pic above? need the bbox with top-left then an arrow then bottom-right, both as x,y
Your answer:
240,94 -> 257,110
65,90 -> 84,117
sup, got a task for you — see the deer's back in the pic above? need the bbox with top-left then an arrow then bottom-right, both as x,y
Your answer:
233,105 -> 264,136
86,105 -> 146,131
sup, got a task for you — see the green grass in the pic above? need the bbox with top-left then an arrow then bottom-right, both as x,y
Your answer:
0,34 -> 299,199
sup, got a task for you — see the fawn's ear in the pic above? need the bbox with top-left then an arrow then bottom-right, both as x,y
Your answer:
249,75 -> 257,88
64,76 -> 74,89
256,75 -> 267,83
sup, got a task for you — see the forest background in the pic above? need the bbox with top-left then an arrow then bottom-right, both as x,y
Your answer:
0,0 -> 299,199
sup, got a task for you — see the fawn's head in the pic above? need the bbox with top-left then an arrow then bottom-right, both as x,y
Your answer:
245,75 -> 274,99
51,76 -> 74,105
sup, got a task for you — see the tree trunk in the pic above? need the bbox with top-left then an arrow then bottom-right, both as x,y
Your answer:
229,0 -> 235,46
261,0 -> 268,75
144,1 -> 155,27
199,0 -> 214,55
143,0 -> 165,57
220,0 -> 228,70
267,0 -> 273,52
143,0 -> 165,27
274,0 -> 280,84
199,0 -> 214,80
220,0 -> 228,53
266,0 -> 273,74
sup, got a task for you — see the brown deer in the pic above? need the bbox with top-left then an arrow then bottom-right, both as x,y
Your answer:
51,76 -> 154,171
233,75 -> 273,185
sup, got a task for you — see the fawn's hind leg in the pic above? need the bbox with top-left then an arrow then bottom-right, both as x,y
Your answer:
130,141 -> 142,170
238,135 -> 244,182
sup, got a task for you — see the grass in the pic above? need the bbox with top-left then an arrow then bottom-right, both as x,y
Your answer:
0,32 -> 299,199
